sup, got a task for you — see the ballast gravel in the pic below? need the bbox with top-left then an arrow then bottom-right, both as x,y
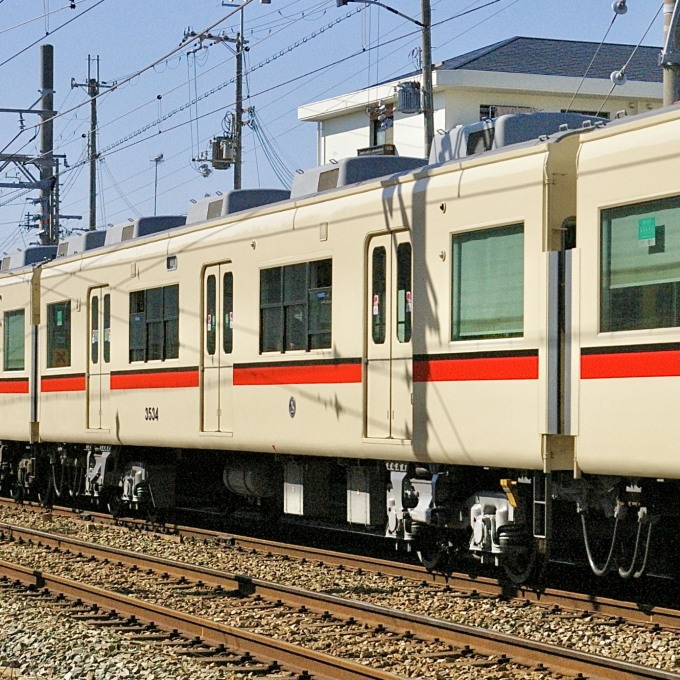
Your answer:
0,505 -> 678,675
0,585 -> 285,680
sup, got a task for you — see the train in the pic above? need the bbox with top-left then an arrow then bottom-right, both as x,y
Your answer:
0,106 -> 678,583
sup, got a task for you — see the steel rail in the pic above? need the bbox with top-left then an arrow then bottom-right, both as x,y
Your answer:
0,557 -> 401,680
3,497 -> 680,629
1,521 -> 676,680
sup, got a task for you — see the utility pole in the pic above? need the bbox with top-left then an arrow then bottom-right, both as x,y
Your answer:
72,56 -> 112,231
661,0 -> 680,106
421,0 -> 434,156
337,0 -> 434,156
234,13 -> 244,189
0,47 -> 71,246
152,153 -> 164,215
40,44 -> 55,245
184,20 -> 248,189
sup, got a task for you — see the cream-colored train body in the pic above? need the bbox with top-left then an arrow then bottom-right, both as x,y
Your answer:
0,107 -> 678,580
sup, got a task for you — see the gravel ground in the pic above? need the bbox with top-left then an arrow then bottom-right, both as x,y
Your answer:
0,585 -> 289,680
0,506 -> 678,674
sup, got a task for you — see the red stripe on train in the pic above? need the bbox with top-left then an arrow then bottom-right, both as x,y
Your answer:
41,375 -> 86,392
0,379 -> 29,394
234,363 -> 362,386
581,350 -> 680,379
111,370 -> 199,390
413,355 -> 539,382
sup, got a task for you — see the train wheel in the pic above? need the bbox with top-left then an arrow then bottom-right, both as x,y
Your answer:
416,531 -> 449,572
106,495 -> 123,519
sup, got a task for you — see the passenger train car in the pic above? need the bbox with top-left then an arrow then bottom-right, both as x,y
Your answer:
0,107 -> 678,582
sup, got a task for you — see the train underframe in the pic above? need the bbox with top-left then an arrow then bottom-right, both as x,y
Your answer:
0,440 -> 675,583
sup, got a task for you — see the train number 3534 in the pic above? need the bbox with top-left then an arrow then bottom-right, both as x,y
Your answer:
144,407 -> 159,421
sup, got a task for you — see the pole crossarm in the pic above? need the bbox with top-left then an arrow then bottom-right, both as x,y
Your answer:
339,0 -> 424,26
0,108 -> 58,116
0,180 -> 52,190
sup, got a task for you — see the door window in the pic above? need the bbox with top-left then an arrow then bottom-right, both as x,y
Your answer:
206,274 -> 217,356
396,243 -> 412,343
372,247 -> 386,344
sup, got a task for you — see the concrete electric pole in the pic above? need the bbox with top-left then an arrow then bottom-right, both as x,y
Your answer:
40,44 -> 56,245
184,25 -> 248,190
337,0 -> 434,157
72,56 -> 113,231
661,0 -> 680,106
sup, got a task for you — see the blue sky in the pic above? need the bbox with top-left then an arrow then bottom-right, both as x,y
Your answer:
0,0 -> 666,250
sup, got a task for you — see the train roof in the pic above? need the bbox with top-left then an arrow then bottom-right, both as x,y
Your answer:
0,245 -> 57,273
104,215 -> 187,246
57,230 -> 107,258
290,155 -> 427,199
186,189 -> 291,224
429,112 -> 608,165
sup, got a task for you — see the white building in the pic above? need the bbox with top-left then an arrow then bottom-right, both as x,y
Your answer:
298,37 -> 664,162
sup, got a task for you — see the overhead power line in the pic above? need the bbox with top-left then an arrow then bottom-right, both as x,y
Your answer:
0,0 -> 108,69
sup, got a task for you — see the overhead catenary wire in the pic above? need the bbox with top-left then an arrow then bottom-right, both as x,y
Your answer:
58,0 -> 518,178
595,1 -> 664,116
565,11 -> 620,113
0,0 -> 108,69
0,0 -> 95,37
10,0 -> 521,232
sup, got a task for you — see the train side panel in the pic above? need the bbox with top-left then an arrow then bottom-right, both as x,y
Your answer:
412,145 -> 569,470
574,108 -> 680,479
0,271 -> 35,442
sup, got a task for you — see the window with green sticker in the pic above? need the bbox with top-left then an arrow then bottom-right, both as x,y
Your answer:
47,300 -> 71,368
601,195 -> 680,331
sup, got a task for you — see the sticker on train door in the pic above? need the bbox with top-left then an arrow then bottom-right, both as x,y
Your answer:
373,295 -> 379,316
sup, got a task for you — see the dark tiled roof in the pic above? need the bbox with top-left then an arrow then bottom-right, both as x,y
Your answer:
438,37 -> 661,83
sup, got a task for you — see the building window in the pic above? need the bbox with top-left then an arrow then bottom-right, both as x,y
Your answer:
47,300 -> 71,368
370,104 -> 394,147
561,109 -> 610,119
452,224 -> 524,340
3,309 -> 25,371
129,285 -> 179,362
479,104 -> 534,120
601,195 -> 680,332
260,259 -> 332,353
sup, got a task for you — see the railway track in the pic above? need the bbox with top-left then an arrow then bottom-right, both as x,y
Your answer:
0,519 -> 678,680
3,498 -> 679,630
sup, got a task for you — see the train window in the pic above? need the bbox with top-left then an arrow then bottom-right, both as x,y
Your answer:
164,285 -> 179,360
284,264 -> 307,351
601,196 -> 680,332
103,294 -> 111,363
129,291 -> 146,363
372,247 -> 386,344
308,259 -> 332,350
3,309 -> 25,371
91,295 -> 99,365
451,224 -> 524,340
223,272 -> 233,354
47,300 -> 71,368
206,275 -> 217,356
396,243 -> 412,343
128,285 -> 179,362
260,259 -> 332,353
